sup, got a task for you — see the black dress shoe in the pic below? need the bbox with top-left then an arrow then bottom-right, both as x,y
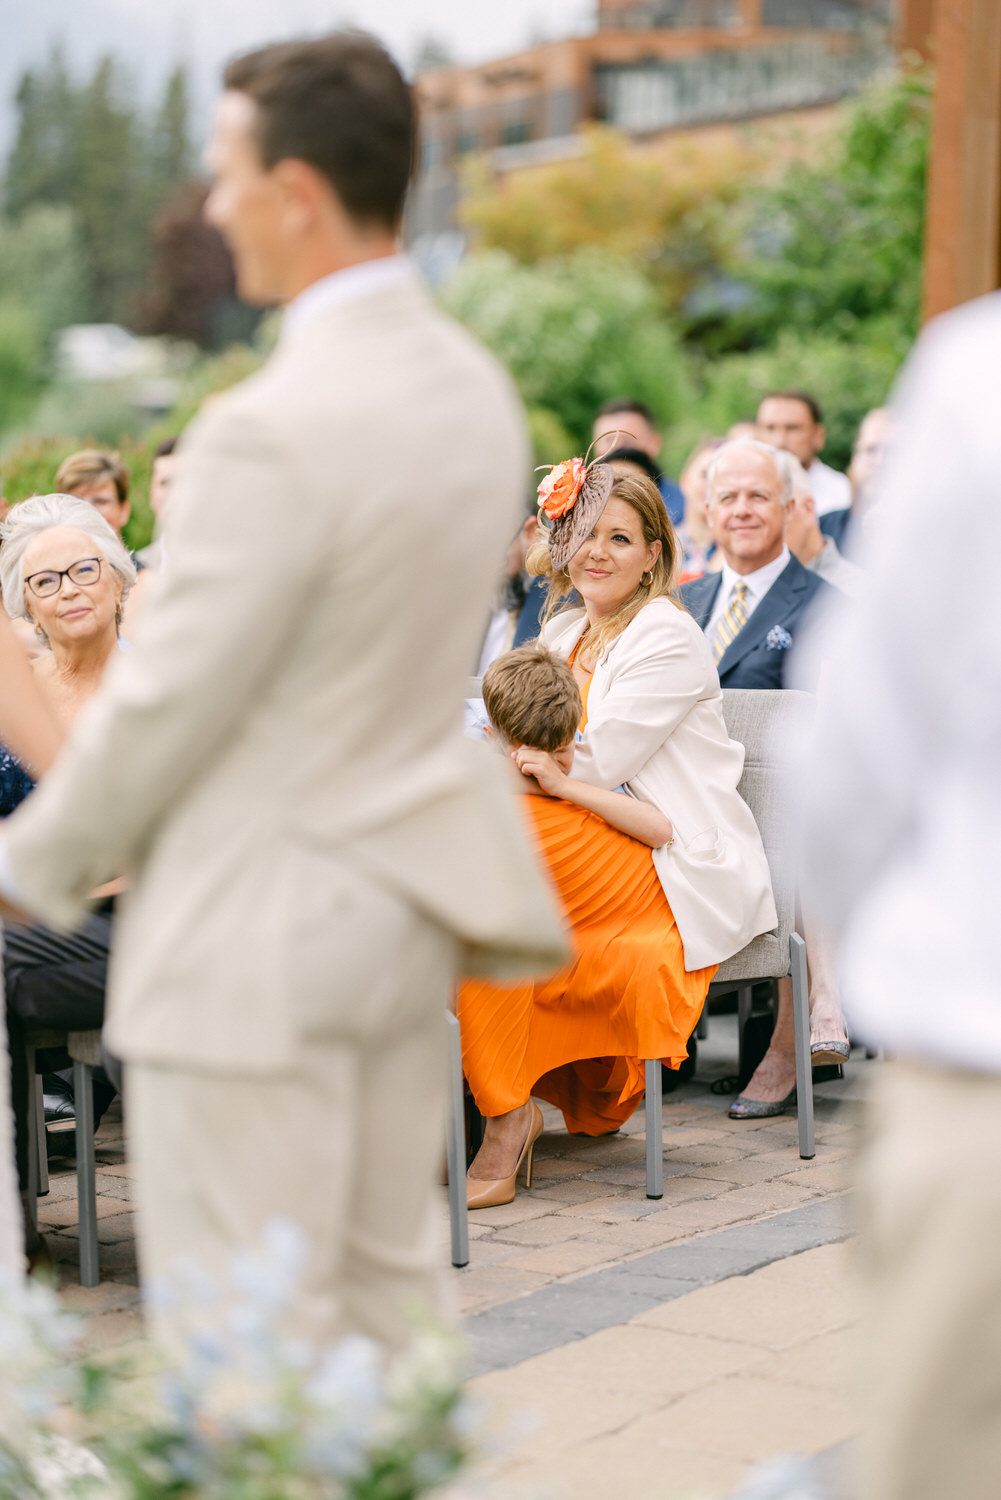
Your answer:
43,1075 -> 76,1126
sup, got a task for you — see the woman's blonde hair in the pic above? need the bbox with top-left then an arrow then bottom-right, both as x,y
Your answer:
527,471 -> 683,661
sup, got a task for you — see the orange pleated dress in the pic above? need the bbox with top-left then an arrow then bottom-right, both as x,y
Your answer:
459,672 -> 718,1136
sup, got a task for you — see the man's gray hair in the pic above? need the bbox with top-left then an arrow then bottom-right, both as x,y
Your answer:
0,492 -> 138,620
705,438 -> 795,510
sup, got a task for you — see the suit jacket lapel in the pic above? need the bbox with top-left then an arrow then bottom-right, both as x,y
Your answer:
716,561 -> 807,676
686,573 -> 722,631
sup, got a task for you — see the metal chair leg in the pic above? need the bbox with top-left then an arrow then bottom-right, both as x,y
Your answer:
644,1059 -> 663,1199
790,932 -> 815,1160
736,984 -> 754,1080
73,1060 -> 100,1286
444,1012 -> 469,1268
34,1073 -> 49,1195
25,1044 -> 40,1226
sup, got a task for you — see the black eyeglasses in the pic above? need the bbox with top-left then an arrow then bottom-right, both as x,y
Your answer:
24,557 -> 103,599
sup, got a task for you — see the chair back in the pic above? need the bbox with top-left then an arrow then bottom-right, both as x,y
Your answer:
713,688 -> 814,984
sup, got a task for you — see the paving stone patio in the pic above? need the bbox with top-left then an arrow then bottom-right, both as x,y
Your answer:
37,1008 -> 866,1498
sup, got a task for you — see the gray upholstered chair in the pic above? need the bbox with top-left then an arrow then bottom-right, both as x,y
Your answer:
24,1023 -> 103,1286
642,688 -> 816,1198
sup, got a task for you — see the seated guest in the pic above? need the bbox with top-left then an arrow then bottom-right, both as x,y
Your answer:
0,493 -> 135,1257
591,398 -> 685,525
676,436 -> 724,582
477,501 -> 547,675
459,462 -> 776,1206
756,389 -> 850,517
681,438 -> 831,689
682,444 -> 849,1115
54,449 -> 132,540
136,435 -> 179,572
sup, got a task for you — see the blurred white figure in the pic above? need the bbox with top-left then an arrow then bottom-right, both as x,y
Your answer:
799,293 -> 1001,1500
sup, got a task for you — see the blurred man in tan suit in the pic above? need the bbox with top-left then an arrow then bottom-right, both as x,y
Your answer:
0,34 -> 566,1348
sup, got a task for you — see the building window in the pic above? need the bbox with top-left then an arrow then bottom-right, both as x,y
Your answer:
501,121 -> 532,146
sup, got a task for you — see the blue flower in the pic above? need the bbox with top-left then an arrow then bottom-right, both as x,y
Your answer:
765,625 -> 793,651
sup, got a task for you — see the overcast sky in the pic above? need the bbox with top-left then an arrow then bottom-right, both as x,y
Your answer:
0,0 -> 593,154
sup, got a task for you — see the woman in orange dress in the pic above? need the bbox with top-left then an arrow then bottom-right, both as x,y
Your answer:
460,462 -> 776,1208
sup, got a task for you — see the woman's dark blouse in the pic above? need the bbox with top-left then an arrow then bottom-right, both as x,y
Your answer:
0,748 -> 34,816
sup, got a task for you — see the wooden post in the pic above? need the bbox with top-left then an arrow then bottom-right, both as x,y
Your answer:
898,0 -> 936,60
922,0 -> 1001,320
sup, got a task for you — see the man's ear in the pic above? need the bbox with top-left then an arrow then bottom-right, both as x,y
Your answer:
483,724 -> 496,743
813,424 -> 826,458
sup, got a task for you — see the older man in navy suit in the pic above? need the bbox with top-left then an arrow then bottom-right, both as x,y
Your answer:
681,439 -> 829,689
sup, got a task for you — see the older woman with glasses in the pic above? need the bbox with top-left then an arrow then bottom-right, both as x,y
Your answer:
0,492 -> 135,1267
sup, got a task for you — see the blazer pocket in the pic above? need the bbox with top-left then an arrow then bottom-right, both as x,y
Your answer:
685,825 -> 726,863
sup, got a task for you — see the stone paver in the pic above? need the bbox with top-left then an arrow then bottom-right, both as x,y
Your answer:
36,1010 -> 865,1497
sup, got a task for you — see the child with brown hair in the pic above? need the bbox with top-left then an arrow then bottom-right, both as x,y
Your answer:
481,644 -> 673,849
461,644 -> 714,1209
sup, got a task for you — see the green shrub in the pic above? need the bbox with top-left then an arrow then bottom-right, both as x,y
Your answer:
440,247 -> 694,450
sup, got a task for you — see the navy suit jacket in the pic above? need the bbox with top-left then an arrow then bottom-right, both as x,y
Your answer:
819,507 -> 851,549
511,575 -> 549,648
681,555 -> 829,689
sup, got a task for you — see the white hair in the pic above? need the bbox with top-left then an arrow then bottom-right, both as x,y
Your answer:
0,492 -> 138,621
705,438 -> 795,510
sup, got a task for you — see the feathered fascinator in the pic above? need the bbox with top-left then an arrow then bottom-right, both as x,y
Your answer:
536,443 -> 614,570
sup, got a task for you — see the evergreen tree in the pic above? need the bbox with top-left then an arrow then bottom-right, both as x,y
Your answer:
4,46 -> 78,218
150,65 -> 194,199
73,55 -> 149,322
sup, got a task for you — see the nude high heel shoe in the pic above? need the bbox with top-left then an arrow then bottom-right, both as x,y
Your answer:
467,1102 -> 544,1210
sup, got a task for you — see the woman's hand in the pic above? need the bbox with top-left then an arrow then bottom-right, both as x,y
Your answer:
511,747 -> 569,798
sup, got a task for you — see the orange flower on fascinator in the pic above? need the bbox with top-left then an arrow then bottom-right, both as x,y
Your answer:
537,456 -> 586,520
536,450 -> 615,570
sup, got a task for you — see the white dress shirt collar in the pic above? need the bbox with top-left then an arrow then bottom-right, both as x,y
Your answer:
718,544 -> 790,609
280,254 -> 413,343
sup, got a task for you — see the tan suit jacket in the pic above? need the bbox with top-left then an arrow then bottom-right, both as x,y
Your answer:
543,600 -> 776,971
4,272 -> 568,1073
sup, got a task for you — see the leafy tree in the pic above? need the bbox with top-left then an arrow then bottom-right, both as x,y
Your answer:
461,126 -> 753,313
0,303 -> 46,434
719,65 -> 932,352
440,247 -> 694,450
137,181 -> 250,348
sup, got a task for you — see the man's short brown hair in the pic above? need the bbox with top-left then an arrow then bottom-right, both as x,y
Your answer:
224,33 -> 415,229
54,449 -> 130,503
482,645 -> 581,753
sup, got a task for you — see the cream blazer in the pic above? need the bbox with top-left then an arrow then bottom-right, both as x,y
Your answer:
4,273 -> 568,1073
543,600 -> 777,971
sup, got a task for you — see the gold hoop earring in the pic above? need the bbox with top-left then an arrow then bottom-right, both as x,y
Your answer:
115,603 -> 123,628
642,570 -> 653,586
33,622 -> 45,641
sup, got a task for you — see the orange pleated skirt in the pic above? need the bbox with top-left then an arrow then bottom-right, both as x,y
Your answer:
458,795 -> 718,1136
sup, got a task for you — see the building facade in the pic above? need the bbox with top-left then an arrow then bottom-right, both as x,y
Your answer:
410,0 -> 895,242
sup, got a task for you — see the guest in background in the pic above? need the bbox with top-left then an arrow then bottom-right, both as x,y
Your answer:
136,435 -> 179,572
54,450 -> 132,540
601,445 -> 661,486
783,456 -> 864,599
681,438 -> 830,690
756,390 -> 850,516
0,493 -> 135,1262
676,436 -> 724,582
591,398 -> 685,525
476,499 -> 545,675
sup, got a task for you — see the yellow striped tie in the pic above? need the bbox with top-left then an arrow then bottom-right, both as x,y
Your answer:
713,580 -> 749,664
